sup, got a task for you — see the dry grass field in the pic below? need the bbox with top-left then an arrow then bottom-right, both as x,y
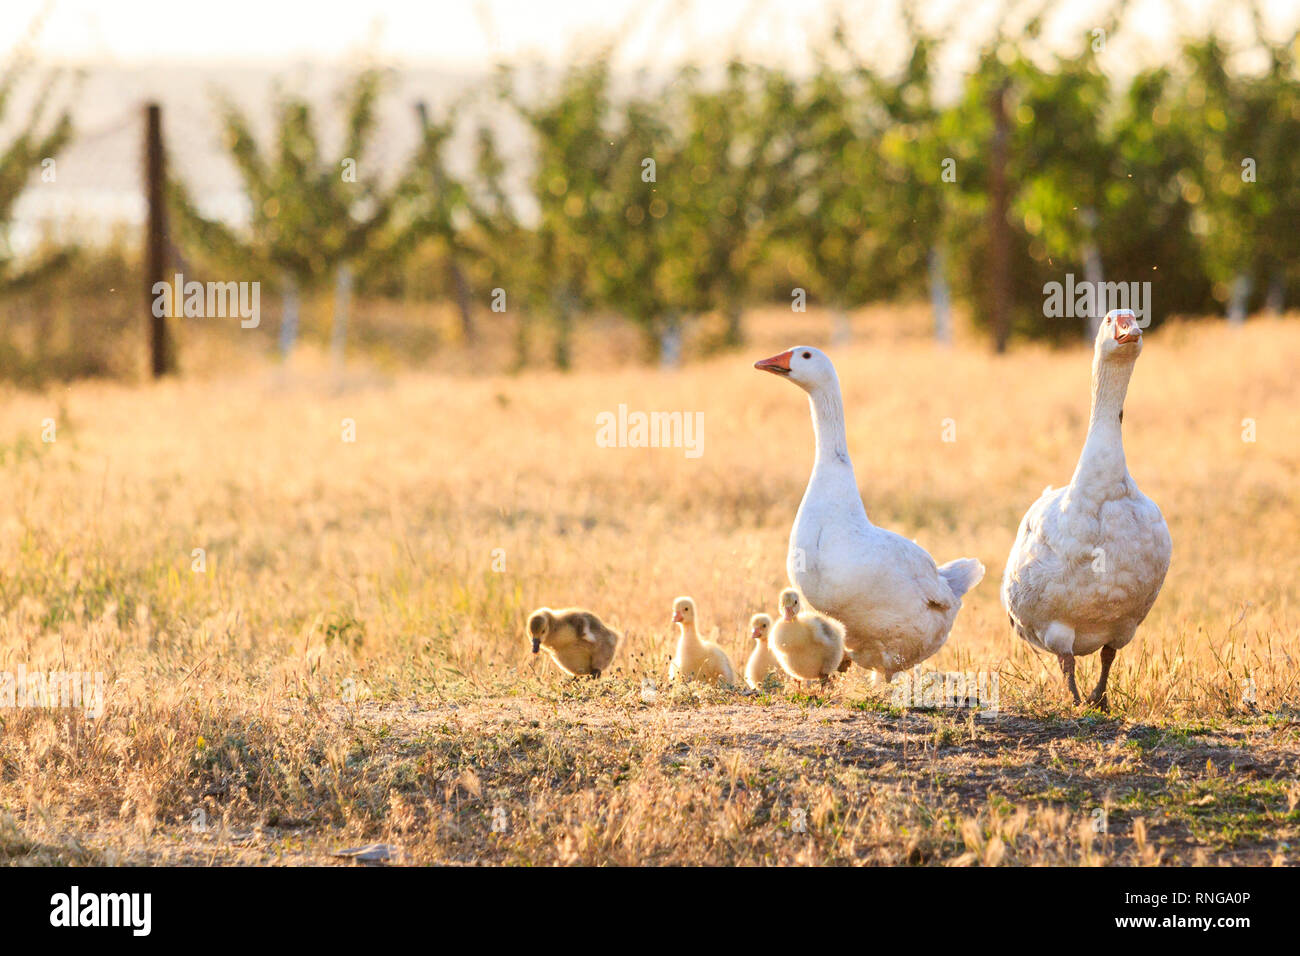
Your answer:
0,307 -> 1297,865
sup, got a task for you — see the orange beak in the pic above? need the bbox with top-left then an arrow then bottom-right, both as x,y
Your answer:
672,610 -> 684,623
754,349 -> 793,375
1113,311 -> 1142,344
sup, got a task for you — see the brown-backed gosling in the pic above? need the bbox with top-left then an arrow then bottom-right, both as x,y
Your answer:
527,607 -> 620,678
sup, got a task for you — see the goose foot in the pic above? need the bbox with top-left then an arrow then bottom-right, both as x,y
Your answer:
1058,654 -> 1081,705
1085,646 -> 1115,712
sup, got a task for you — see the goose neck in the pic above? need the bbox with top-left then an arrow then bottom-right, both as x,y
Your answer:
1071,354 -> 1134,489
809,384 -> 850,467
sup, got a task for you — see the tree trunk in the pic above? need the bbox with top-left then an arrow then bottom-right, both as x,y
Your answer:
831,307 -> 852,347
722,302 -> 744,348
331,264 -> 352,375
1227,273 -> 1251,326
1081,208 -> 1105,341
928,245 -> 952,347
279,275 -> 300,360
1265,272 -> 1285,315
1083,250 -> 1105,340
659,316 -> 683,369
988,80 -> 1011,353
449,257 -> 474,342
510,311 -> 529,373
552,290 -> 575,370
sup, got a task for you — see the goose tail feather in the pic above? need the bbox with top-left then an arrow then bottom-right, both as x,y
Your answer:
938,558 -> 985,601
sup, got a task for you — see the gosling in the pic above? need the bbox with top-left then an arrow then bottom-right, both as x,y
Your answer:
668,596 -> 737,686
769,588 -> 845,686
527,607 -> 620,678
744,613 -> 782,690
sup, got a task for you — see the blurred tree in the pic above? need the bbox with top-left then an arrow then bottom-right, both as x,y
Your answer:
1178,19 -> 1300,321
940,11 -> 1134,347
466,119 -> 543,371
1104,63 -> 1212,322
862,10 -> 953,341
783,49 -> 886,342
169,71 -> 395,357
509,59 -> 622,368
0,40 -> 75,296
666,61 -> 801,348
371,99 -> 477,343
594,87 -> 683,363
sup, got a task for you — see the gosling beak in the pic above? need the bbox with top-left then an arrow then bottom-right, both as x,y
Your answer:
751,628 -> 762,640
531,637 -> 541,654
754,349 -> 793,375
672,610 -> 684,623
1112,310 -> 1142,345
783,608 -> 796,622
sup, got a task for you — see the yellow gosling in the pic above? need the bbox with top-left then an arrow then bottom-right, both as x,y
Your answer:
668,596 -> 737,686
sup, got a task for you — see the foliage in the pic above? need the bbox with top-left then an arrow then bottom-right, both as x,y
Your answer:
6,5 -> 1300,376
168,70 -> 396,293
0,26 -> 75,295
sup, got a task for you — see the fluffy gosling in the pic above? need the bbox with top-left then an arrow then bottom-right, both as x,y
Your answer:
744,613 -> 782,690
527,607 -> 620,678
769,588 -> 845,686
668,596 -> 737,686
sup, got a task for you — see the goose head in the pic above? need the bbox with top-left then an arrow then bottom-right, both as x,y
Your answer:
779,588 -> 801,622
527,608 -> 553,653
1096,309 -> 1143,362
672,596 -> 696,627
754,346 -> 837,394
749,613 -> 771,641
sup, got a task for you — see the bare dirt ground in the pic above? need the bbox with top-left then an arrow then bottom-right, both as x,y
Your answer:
10,690 -> 1293,866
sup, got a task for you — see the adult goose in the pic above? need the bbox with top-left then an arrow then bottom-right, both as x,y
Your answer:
1001,309 -> 1171,711
754,346 -> 985,681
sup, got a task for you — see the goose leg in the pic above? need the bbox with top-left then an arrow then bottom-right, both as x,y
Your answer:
1058,654 -> 1081,704
1086,646 -> 1115,712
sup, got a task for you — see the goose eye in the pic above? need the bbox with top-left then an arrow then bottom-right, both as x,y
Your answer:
802,351 -> 811,359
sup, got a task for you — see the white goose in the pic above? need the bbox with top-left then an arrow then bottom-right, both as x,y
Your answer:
754,346 -> 985,681
1002,309 -> 1171,711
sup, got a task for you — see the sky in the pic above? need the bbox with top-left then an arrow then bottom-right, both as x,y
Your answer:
4,0 -> 1295,71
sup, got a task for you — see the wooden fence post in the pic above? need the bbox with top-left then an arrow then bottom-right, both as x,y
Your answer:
144,102 -> 174,376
